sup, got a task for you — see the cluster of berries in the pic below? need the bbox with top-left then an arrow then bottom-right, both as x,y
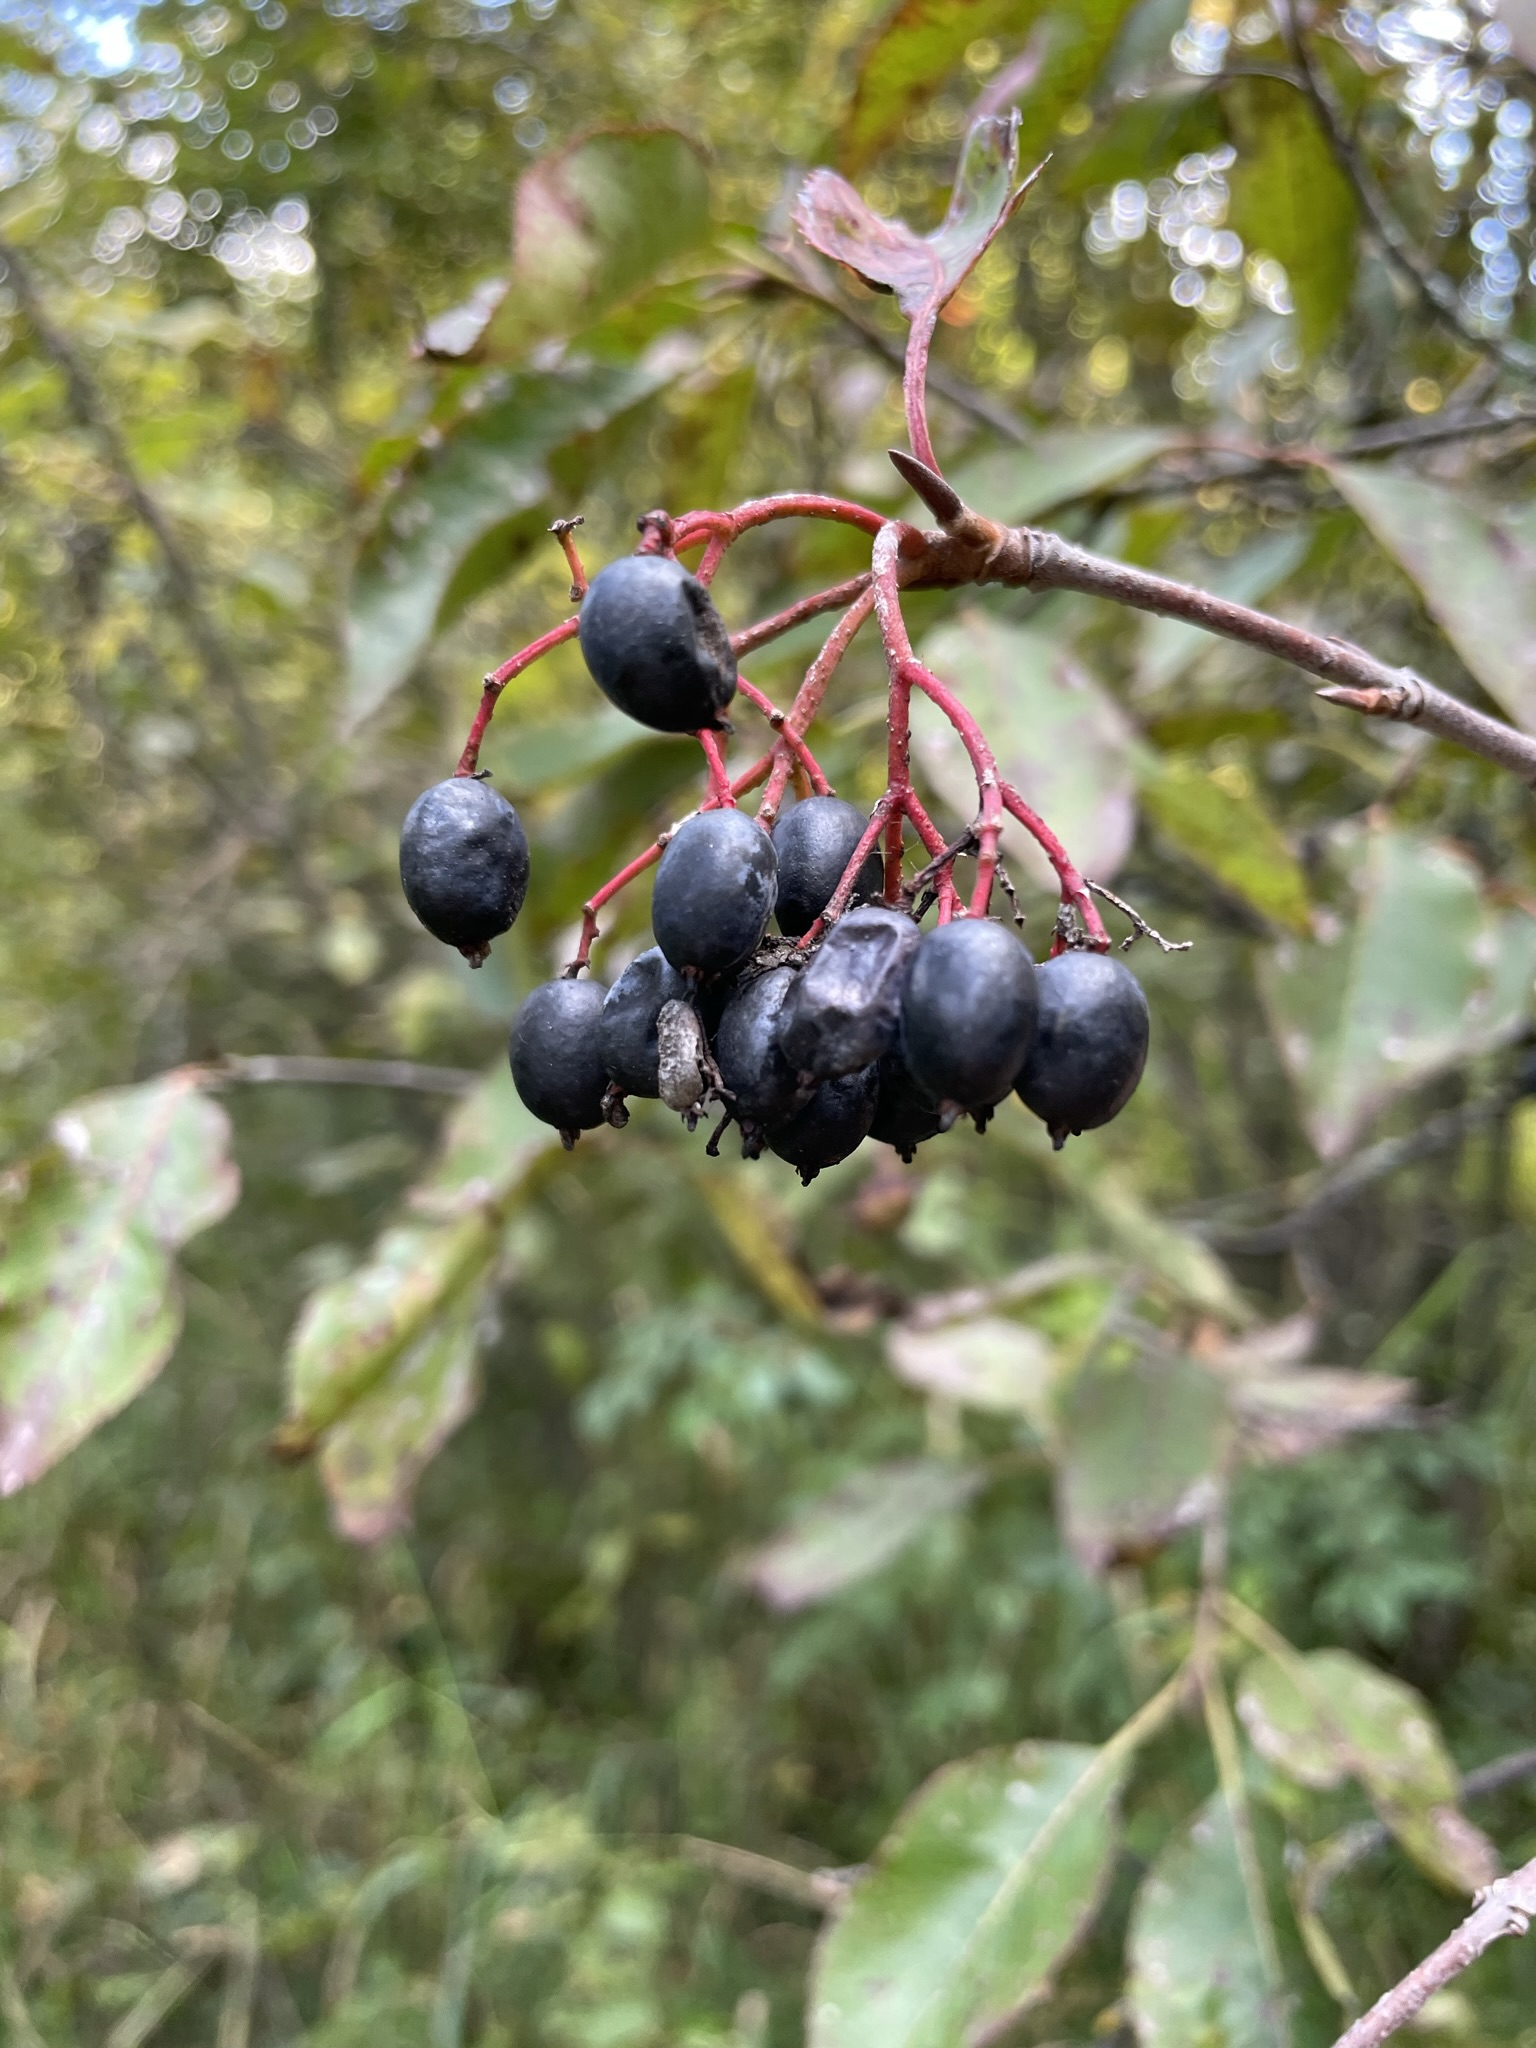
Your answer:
399,548 -> 1150,1181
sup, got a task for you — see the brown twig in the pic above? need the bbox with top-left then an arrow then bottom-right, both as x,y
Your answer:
1328,1857 -> 1536,2048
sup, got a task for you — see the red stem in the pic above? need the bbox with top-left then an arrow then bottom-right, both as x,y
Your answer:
903,306 -> 941,476
696,727 -> 736,807
758,585 -> 877,825
902,786 -> 962,923
674,492 -> 884,550
731,574 -> 872,658
455,616 -> 580,777
797,797 -> 896,948
734,675 -> 831,794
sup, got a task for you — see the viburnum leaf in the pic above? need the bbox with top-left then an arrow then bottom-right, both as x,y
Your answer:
793,111 -> 1038,323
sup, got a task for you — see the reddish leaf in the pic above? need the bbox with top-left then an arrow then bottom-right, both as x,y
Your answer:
793,111 -> 1038,323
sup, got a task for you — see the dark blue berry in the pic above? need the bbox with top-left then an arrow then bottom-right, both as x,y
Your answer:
599,947 -> 689,1098
650,808 -> 778,975
1016,950 -> 1149,1148
771,796 -> 882,937
767,1063 -> 879,1184
578,552 -> 737,734
510,977 -> 610,1143
714,967 -> 801,1137
777,905 -> 919,1080
868,1050 -> 946,1162
901,920 -> 1038,1112
399,777 -> 530,960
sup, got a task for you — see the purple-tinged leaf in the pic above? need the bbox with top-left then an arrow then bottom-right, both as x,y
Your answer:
793,113 -> 1037,323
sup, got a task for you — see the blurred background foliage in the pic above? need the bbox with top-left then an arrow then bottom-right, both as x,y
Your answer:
5,0 -> 1536,2041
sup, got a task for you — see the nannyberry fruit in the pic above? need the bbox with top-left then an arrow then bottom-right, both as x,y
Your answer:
578,552 -> 738,734
768,1062 -> 879,1183
868,1050 -> 946,1162
777,905 -> 919,1080
509,976 -> 610,1143
714,967 -> 801,1137
650,808 -> 778,975
599,947 -> 690,1098
901,919 -> 1038,1113
399,776 -> 530,959
771,796 -> 882,937
1016,950 -> 1149,1149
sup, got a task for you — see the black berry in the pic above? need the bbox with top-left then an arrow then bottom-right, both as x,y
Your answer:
399,777 -> 530,959
509,977 -> 610,1143
650,808 -> 778,975
599,947 -> 690,1098
901,919 -> 1038,1112
868,1050 -> 946,1163
771,796 -> 882,937
1016,950 -> 1150,1149
578,552 -> 737,734
777,905 -> 919,1080
767,1063 -> 879,1184
714,966 -> 801,1138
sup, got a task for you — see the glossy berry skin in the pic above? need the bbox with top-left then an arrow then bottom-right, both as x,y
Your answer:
509,977 -> 610,1140
768,1062 -> 879,1183
599,947 -> 689,1098
771,797 -> 882,937
777,905 -> 919,1080
650,808 -> 778,975
399,777 -> 530,957
578,553 -> 737,734
1016,950 -> 1150,1149
901,919 -> 1038,1112
868,1050 -> 946,1163
714,967 -> 800,1129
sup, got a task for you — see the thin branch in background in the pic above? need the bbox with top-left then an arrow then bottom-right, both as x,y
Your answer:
1277,1 -> 1536,378
1085,878 -> 1193,954
1327,1857 -> 1536,2048
1195,1093 -> 1510,1253
0,237 -> 277,790
218,1055 -> 480,1096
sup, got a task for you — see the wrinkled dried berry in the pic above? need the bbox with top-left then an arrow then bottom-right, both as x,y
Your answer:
777,905 -> 919,1080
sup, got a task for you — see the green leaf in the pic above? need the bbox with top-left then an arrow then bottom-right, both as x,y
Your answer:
1258,823 -> 1536,1159
494,706 -> 660,799
1139,753 -> 1311,934
1127,1793 -> 1286,2048
1328,462 -> 1536,732
950,426 -> 1188,526
489,129 -> 714,356
886,1313 -> 1057,1423
320,1291 -> 482,1545
916,607 -> 1138,887
736,1459 -> 983,1611
808,1740 -> 1127,2048
1226,78 -> 1359,352
843,0 -> 1139,178
0,1071 -> 239,1496
280,1068 -> 561,1490
344,359 -> 665,732
1236,1647 -> 1498,1894
1054,1326 -> 1230,1571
